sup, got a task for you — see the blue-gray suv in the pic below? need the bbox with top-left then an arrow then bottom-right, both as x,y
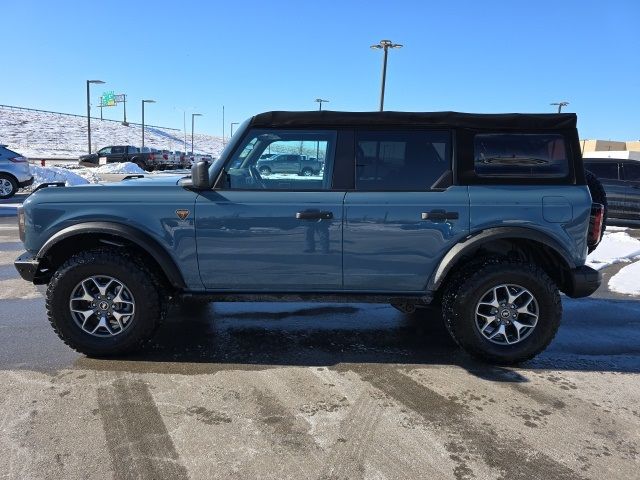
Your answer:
14,111 -> 606,364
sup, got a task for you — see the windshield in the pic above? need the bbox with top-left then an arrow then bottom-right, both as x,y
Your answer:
208,118 -> 250,179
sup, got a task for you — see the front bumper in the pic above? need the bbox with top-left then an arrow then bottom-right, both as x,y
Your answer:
14,251 -> 48,284
564,265 -> 601,298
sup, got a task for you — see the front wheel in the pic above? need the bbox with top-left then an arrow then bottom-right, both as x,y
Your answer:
46,249 -> 165,356
442,259 -> 561,364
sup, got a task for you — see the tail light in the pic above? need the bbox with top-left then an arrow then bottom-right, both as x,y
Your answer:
149,153 -> 155,161
9,157 -> 26,163
588,203 -> 604,247
163,154 -> 168,160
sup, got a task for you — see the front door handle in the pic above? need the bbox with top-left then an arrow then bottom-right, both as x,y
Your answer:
421,210 -> 459,221
296,210 -> 333,220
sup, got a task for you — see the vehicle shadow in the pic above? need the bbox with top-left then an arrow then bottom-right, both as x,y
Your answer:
75,296 -> 640,378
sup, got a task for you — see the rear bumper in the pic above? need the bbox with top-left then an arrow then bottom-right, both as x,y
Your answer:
18,176 -> 34,188
564,265 -> 601,298
14,251 -> 46,284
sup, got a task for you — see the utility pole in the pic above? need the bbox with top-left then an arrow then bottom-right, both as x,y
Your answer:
191,113 -> 203,155
370,40 -> 403,111
141,99 -> 156,148
222,105 -> 226,147
230,122 -> 239,137
550,101 -> 569,113
86,79 -> 105,154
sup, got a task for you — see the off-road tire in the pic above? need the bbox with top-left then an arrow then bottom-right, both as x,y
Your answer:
46,248 -> 166,356
442,258 -> 562,364
585,169 -> 607,252
0,174 -> 18,199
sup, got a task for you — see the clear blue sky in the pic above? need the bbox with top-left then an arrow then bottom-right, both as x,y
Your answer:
1,0 -> 638,139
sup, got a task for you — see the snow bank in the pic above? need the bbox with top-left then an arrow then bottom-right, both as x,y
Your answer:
609,260 -> 640,296
30,165 -> 91,187
587,231 -> 640,270
93,162 -> 145,174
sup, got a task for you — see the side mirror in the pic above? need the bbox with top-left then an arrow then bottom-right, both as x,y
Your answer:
191,160 -> 212,189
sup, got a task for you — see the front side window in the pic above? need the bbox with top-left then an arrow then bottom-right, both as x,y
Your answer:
355,130 -> 450,191
97,147 -> 111,155
223,129 -> 335,190
474,134 -> 569,178
111,146 -> 125,154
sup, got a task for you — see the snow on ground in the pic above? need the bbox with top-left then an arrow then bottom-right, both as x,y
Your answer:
93,162 -> 145,174
29,164 -> 93,187
609,260 -> 640,296
0,105 -> 224,158
587,230 -> 640,270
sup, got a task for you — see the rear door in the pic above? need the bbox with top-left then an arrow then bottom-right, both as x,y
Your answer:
585,161 -> 625,219
343,129 -> 470,292
108,146 -> 126,163
622,162 -> 640,222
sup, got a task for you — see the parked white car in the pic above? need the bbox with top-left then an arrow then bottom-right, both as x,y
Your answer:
0,145 -> 33,199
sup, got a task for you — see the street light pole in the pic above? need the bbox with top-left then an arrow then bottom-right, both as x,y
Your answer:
315,98 -> 329,111
550,101 -> 569,113
370,40 -> 402,111
191,113 -> 203,155
86,79 -> 105,154
230,122 -> 239,137
141,99 -> 156,148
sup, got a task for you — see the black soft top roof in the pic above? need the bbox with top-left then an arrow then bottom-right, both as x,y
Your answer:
250,111 -> 577,130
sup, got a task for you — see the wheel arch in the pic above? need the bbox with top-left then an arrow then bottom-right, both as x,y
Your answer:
37,222 -> 186,290
428,227 -> 577,295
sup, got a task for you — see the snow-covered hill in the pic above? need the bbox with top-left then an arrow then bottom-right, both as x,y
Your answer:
0,105 -> 224,159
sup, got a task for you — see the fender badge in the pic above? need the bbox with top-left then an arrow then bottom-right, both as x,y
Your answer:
176,209 -> 190,220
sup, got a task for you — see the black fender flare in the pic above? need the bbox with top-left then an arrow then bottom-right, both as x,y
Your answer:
426,227 -> 577,292
38,221 -> 186,289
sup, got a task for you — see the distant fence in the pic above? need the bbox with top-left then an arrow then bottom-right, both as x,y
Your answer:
0,104 -> 180,131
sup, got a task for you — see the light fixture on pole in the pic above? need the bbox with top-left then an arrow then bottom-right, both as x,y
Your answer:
192,113 -> 203,155
230,122 -> 239,137
370,40 -> 402,111
141,99 -> 156,148
550,101 -> 569,113
86,79 -> 105,154
315,98 -> 329,111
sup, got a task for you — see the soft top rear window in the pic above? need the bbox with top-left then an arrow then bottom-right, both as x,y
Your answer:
474,133 -> 569,178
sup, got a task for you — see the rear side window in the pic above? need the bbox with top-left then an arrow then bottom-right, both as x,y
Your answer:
474,134 -> 569,178
585,162 -> 619,180
355,130 -> 450,191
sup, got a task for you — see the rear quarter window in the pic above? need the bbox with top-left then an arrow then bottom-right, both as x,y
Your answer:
474,133 -> 569,178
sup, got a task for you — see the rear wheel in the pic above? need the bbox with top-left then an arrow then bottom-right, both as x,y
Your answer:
301,167 -> 314,176
0,174 -> 18,199
259,166 -> 271,176
442,258 -> 561,364
46,249 -> 166,356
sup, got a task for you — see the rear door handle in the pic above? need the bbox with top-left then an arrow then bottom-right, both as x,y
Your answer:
421,210 -> 459,221
296,211 -> 333,220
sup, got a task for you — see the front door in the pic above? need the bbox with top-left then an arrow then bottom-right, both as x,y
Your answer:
622,162 -> 640,222
343,129 -> 470,292
585,161 -> 626,219
195,128 -> 344,291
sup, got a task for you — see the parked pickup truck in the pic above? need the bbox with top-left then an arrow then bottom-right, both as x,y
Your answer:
78,146 -> 179,171
256,153 -> 322,176
16,110 -> 606,364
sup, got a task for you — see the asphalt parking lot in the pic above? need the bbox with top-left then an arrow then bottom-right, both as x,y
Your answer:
0,216 -> 639,479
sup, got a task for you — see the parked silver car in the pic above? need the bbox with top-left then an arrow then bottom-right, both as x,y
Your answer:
0,145 -> 33,199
